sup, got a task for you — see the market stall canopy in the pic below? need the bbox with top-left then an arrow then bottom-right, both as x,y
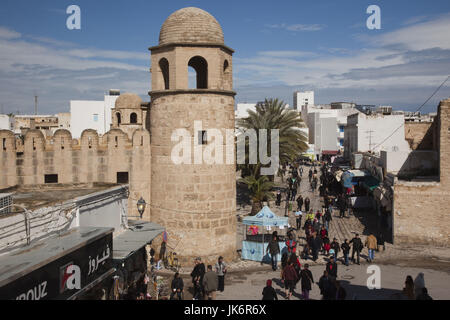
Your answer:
113,220 -> 165,261
341,170 -> 370,188
242,206 -> 289,227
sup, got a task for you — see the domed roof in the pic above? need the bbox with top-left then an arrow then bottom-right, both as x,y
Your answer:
159,7 -> 224,46
115,93 -> 143,109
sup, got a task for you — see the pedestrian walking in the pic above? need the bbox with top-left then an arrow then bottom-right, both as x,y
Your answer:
296,195 -> 303,211
202,265 -> 218,300
323,209 -> 332,231
169,272 -> 184,300
285,233 -> 297,255
308,169 -> 313,183
282,261 -> 298,300
311,233 -> 321,262
365,234 -> 377,263
299,264 -> 314,300
276,190 -> 282,206
330,238 -> 340,262
414,272 -> 425,299
294,210 -> 303,230
304,197 -> 311,213
341,239 -> 350,266
326,256 -> 338,281
262,279 -> 278,300
403,275 -> 415,300
350,234 -> 363,265
266,235 -> 280,271
214,256 -> 227,292
190,257 -> 206,300
318,271 -> 331,300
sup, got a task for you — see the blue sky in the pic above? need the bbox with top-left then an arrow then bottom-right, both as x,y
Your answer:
0,0 -> 449,114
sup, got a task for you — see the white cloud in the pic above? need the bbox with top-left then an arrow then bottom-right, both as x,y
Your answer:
0,27 -> 21,39
268,23 -> 325,32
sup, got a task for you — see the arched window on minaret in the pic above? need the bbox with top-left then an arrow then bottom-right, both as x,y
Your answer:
188,56 -> 208,89
159,58 -> 170,90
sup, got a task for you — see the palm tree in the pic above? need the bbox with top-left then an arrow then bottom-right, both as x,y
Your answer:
239,175 -> 274,215
237,98 -> 308,180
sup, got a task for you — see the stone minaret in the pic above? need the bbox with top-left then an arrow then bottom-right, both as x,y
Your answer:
149,7 -> 236,264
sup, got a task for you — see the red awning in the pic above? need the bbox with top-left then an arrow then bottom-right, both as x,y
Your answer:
322,150 -> 339,155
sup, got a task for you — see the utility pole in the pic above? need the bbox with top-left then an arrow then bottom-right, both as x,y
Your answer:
365,130 -> 375,152
34,95 -> 38,115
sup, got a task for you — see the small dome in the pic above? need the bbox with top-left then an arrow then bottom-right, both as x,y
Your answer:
159,7 -> 224,46
115,93 -> 143,109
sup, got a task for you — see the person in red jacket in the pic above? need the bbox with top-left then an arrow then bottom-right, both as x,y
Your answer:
282,260 -> 298,300
285,233 -> 297,255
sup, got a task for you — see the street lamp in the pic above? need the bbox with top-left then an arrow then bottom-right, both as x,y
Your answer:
137,197 -> 147,219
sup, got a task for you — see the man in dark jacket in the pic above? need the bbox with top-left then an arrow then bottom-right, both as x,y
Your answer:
311,233 -> 321,262
296,195 -> 303,211
266,235 -> 280,271
299,264 -> 314,300
319,270 -> 331,300
190,257 -> 206,300
304,197 -> 311,213
323,209 -> 332,231
170,272 -> 184,300
341,239 -> 350,266
350,234 -> 363,265
338,194 -> 347,218
326,256 -> 338,280
202,265 -> 219,300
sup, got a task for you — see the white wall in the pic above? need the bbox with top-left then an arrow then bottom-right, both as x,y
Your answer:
70,101 -> 105,138
0,115 -> 13,131
235,103 -> 257,119
70,94 -> 119,138
293,91 -> 314,111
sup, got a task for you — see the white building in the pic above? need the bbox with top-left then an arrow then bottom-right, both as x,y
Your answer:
70,89 -> 121,138
235,103 -> 257,119
293,91 -> 314,111
0,115 -> 14,131
344,112 -> 411,159
302,103 -> 359,157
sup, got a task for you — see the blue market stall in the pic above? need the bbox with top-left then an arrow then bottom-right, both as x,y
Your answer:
241,206 -> 289,263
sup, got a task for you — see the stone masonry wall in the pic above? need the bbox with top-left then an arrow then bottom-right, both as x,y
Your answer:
150,92 -> 237,266
0,128 -> 151,221
393,99 -> 450,246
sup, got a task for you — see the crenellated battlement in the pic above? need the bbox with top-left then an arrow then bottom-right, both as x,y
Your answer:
0,127 -> 151,220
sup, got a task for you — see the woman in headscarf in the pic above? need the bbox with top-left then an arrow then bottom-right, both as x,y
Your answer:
414,272 -> 425,299
262,279 -> 278,300
402,275 -> 415,300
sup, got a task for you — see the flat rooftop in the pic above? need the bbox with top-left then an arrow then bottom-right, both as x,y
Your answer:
0,183 -> 122,213
0,226 -> 114,287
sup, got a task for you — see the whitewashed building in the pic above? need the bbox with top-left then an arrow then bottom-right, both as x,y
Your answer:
293,90 -> 314,111
70,90 -> 121,138
344,112 -> 411,159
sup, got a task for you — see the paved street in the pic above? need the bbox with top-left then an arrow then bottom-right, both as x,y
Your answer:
159,164 -> 450,300
214,263 -> 450,300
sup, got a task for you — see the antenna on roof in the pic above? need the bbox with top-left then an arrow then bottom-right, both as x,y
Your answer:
34,92 -> 38,115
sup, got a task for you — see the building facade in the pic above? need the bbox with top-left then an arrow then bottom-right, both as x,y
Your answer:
293,90 -> 314,111
70,90 -> 121,139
